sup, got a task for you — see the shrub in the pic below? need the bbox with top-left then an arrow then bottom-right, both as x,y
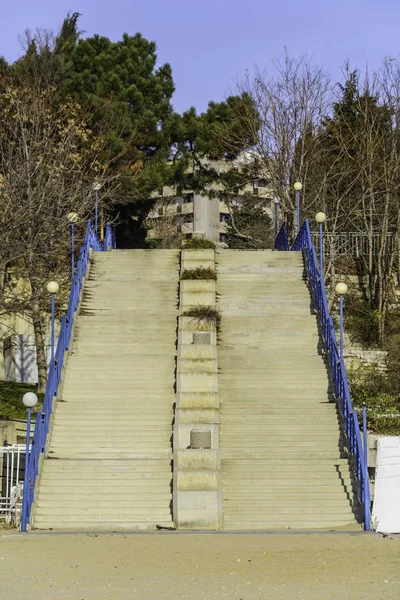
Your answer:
182,238 -> 215,249
344,295 -> 379,347
182,305 -> 221,331
181,268 -> 217,281
350,375 -> 400,435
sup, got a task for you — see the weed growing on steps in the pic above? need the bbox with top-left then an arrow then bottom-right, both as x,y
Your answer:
182,305 -> 221,332
182,238 -> 215,249
181,268 -> 217,281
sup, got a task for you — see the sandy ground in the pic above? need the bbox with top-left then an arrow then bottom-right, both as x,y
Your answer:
0,530 -> 399,600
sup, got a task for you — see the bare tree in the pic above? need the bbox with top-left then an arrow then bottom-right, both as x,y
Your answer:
0,82 -> 125,389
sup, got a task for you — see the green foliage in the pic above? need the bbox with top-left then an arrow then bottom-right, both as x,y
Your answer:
181,268 -> 217,280
224,200 -> 273,249
182,238 -> 215,249
182,305 -> 221,331
344,295 -> 380,347
0,381 -> 44,420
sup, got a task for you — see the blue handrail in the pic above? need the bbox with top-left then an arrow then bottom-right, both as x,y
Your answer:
21,220 -> 116,531
274,223 -> 290,251
289,219 -> 370,530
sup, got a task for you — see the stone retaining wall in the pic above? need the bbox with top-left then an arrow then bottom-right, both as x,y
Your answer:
173,249 -> 222,529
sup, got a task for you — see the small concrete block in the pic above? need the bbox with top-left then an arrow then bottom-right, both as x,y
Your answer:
179,343 -> 216,359
190,428 -> 211,449
176,372 -> 218,393
175,449 -> 220,471
178,331 -> 217,345
176,392 -> 220,409
177,408 -> 220,424
180,280 -> 216,293
192,332 -> 211,345
181,249 -> 215,262
173,490 -> 222,529
174,423 -> 219,450
174,470 -> 219,491
179,291 -> 216,309
177,358 -> 218,373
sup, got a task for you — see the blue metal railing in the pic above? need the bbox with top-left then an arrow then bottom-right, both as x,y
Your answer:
274,223 -> 290,251
21,220 -> 116,531
276,219 -> 371,530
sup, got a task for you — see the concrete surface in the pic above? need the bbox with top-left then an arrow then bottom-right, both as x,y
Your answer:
217,250 -> 359,530
33,250 -> 179,530
0,530 -> 398,600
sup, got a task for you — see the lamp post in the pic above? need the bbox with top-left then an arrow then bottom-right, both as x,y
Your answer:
21,391 -> 38,532
46,281 -> 59,365
335,282 -> 348,359
273,197 -> 279,240
93,182 -> 101,234
294,181 -> 302,236
67,212 -> 78,279
315,212 -> 326,275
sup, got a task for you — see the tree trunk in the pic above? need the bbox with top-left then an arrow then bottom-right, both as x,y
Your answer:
32,302 -> 47,392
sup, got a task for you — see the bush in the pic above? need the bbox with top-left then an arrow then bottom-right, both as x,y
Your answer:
182,305 -> 221,331
182,238 -> 215,249
344,295 -> 379,347
181,268 -> 217,281
350,375 -> 400,435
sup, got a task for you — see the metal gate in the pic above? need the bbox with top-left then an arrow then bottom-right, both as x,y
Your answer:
0,445 -> 26,525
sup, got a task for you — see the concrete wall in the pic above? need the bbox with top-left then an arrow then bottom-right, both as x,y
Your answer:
173,249 -> 222,529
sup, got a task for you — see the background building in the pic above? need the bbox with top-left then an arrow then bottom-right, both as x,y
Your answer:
146,159 -> 274,244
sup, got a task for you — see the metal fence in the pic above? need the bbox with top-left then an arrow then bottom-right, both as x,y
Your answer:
0,445 -> 26,525
310,232 -> 397,257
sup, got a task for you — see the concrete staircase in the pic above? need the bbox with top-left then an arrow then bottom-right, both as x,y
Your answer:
217,250 -> 359,530
33,250 -> 179,530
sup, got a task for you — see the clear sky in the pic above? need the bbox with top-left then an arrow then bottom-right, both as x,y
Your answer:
1,0 -> 399,113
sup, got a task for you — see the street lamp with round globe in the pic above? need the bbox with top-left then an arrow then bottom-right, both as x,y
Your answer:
67,213 -> 79,277
47,281 -> 59,364
47,281 -> 59,295
67,212 -> 78,224
22,392 -> 38,408
335,282 -> 348,296
335,282 -> 348,359
21,391 -> 38,531
293,182 -> 302,234
273,197 -> 280,239
315,212 -> 327,273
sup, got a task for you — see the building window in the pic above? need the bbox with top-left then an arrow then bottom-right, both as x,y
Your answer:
183,193 -> 194,203
220,233 -> 226,243
220,213 -> 231,223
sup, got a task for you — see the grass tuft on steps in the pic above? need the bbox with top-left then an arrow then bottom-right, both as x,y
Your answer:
181,268 -> 217,281
182,305 -> 221,331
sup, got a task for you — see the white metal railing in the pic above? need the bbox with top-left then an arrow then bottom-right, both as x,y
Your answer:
0,445 -> 26,525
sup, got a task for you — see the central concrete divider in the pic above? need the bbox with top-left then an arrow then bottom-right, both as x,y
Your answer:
173,249 -> 222,529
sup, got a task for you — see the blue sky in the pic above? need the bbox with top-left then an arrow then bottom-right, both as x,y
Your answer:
1,0 -> 399,113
